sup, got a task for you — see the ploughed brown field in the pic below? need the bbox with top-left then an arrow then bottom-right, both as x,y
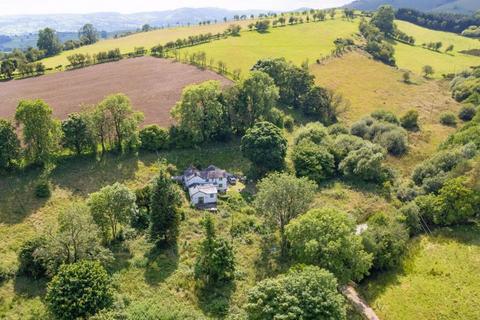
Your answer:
0,57 -> 231,126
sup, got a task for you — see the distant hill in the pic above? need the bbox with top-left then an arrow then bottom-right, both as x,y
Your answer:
346,0 -> 480,14
0,7 -> 265,36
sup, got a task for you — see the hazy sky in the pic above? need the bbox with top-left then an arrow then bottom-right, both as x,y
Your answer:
0,0 -> 352,15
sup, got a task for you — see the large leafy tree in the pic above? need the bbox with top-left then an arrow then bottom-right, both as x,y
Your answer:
339,143 -> 387,182
241,121 -> 287,174
194,214 -> 235,286
38,202 -> 112,275
229,71 -> 279,133
435,177 -> 478,226
1,59 -> 16,79
171,80 -> 229,144
88,183 -> 137,242
245,265 -> 346,320
37,28 -> 62,56
61,112 -> 95,155
0,119 -> 20,170
15,99 -> 61,166
286,208 -> 372,283
371,5 -> 396,36
79,23 -> 98,45
254,172 -> 316,257
46,260 -> 113,320
362,212 -> 409,271
97,94 -> 144,152
149,164 -> 182,246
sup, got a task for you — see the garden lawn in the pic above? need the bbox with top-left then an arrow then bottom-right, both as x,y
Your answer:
361,225 -> 480,320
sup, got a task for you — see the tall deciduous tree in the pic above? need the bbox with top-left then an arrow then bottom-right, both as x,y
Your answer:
286,208 -> 372,283
171,80 -> 229,144
15,99 -> 61,165
88,183 -> 137,242
371,5 -> 396,36
96,94 -> 144,152
229,71 -> 279,133
61,112 -> 95,155
0,119 -> 20,169
79,24 -> 98,45
149,164 -> 182,246
37,28 -> 62,56
254,172 -> 316,257
241,121 -> 287,174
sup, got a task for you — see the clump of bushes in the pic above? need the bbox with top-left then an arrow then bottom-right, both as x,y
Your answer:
350,111 -> 408,156
139,125 -> 169,151
400,110 -> 419,131
35,180 -> 52,198
439,112 -> 457,126
458,104 -> 476,122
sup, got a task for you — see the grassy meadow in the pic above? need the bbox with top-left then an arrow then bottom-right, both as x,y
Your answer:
311,51 -> 460,175
394,20 -> 480,77
178,18 -> 359,74
361,225 -> 480,320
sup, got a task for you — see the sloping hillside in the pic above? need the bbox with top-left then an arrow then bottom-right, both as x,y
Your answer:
346,0 -> 480,13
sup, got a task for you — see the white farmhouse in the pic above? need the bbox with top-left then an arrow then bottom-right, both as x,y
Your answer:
180,165 -> 233,207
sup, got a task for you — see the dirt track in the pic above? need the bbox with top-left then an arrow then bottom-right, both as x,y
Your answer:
0,57 -> 231,126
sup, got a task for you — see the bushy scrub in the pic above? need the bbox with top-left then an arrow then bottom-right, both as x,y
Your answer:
245,266 -> 347,320
293,122 -> 331,145
328,123 -> 349,136
35,180 -> 52,198
439,112 -> 457,126
377,129 -> 408,156
400,110 -> 419,131
139,125 -> 169,151
339,144 -> 388,182
458,104 -> 476,122
18,237 -> 48,279
371,109 -> 400,125
400,202 -> 423,236
362,212 -> 409,271
291,140 -> 335,184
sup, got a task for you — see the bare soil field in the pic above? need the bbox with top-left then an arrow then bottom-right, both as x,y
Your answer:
0,57 -> 231,126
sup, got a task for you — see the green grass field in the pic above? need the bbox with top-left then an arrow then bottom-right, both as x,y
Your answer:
394,20 -> 480,77
361,225 -> 480,320
40,20 -> 257,69
177,19 -> 359,74
311,51 -> 460,175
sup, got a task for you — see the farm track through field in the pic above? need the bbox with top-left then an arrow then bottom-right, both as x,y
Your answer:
0,57 -> 231,126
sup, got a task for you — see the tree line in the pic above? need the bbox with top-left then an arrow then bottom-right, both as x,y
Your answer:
396,8 -> 480,34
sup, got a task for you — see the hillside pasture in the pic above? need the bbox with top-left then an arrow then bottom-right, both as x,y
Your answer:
0,57 -> 231,126
361,225 -> 480,320
394,20 -> 480,77
311,51 -> 460,175
178,18 -> 360,74
40,20 -> 257,69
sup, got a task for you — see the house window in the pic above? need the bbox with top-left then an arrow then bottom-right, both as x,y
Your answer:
210,194 -> 214,198
206,178 -> 209,182
219,184 -> 223,188
219,177 -> 223,181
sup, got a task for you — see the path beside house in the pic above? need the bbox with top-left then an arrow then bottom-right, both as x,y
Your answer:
342,285 -> 380,320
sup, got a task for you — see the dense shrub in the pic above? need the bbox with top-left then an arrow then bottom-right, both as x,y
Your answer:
139,125 -> 169,151
435,177 -> 478,226
350,116 -> 374,137
339,144 -> 388,182
400,110 -> 419,130
46,261 -> 113,320
0,119 -> 20,170
439,112 -> 457,126
245,266 -> 347,320
291,140 -> 335,184
35,180 -> 52,198
18,237 -> 48,279
331,134 -> 368,164
371,109 -> 399,125
283,115 -> 294,131
362,212 -> 409,271
293,122 -> 330,145
328,123 -> 349,136
458,104 -> 476,121
399,202 -> 423,236
377,129 -> 408,156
